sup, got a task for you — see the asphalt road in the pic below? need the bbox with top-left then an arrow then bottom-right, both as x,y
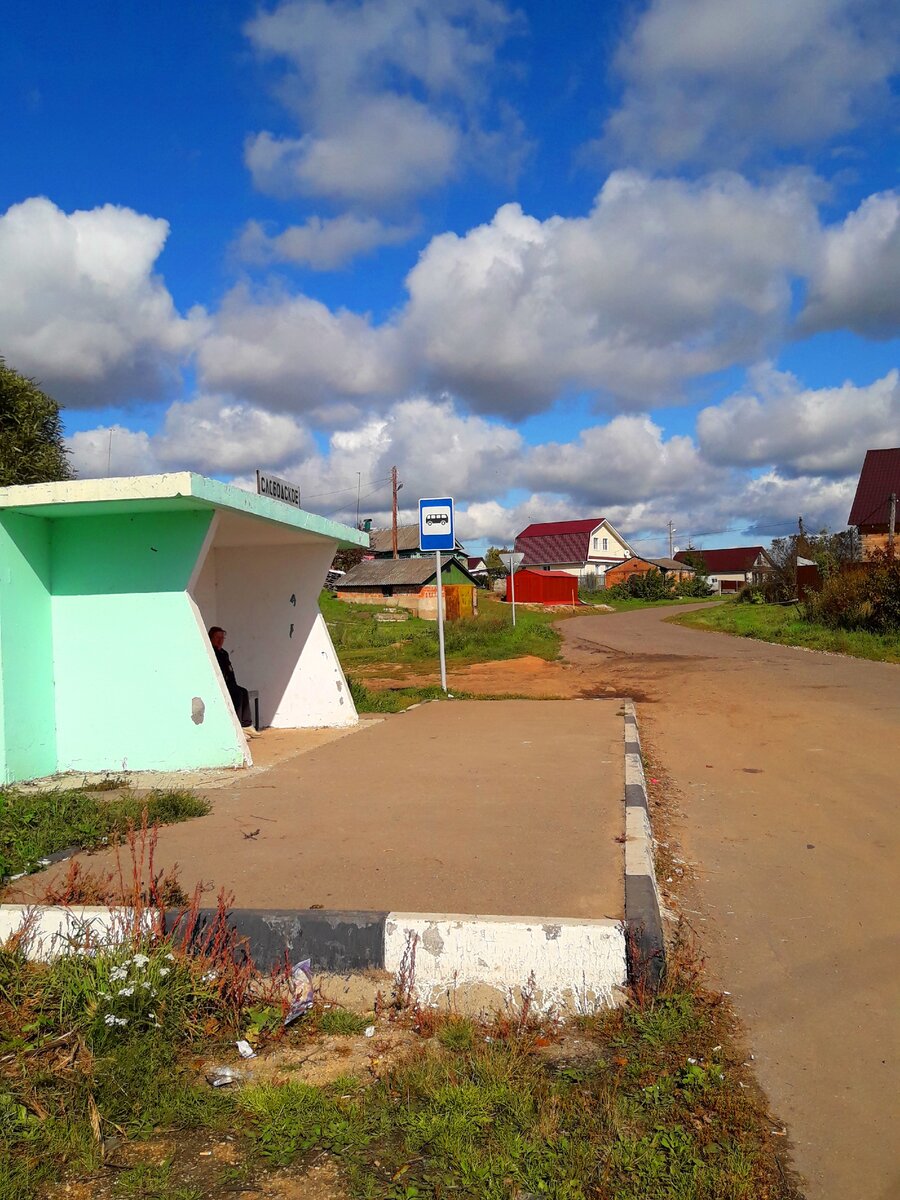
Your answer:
562,604 -> 900,1200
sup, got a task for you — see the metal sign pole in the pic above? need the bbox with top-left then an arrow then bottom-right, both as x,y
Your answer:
435,550 -> 448,692
511,562 -> 517,627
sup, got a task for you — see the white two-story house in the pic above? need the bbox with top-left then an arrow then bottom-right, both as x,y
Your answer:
514,518 -> 634,583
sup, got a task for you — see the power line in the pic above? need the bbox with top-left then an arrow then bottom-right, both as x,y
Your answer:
303,475 -> 391,502
627,516 -> 810,546
318,481 -> 388,519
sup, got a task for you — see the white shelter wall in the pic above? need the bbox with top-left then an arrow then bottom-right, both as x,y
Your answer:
212,540 -> 357,729
191,544 -> 219,630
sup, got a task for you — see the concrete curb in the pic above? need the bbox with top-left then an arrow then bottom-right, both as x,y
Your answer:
623,700 -> 666,989
0,904 -> 626,1013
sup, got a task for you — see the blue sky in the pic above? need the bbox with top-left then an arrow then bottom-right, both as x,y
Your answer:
2,0 -> 899,553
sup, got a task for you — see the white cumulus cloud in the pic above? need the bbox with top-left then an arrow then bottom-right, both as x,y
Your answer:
154,395 -> 314,472
0,197 -> 199,406
697,365 -> 900,477
801,190 -> 900,337
243,0 -> 522,205
196,283 -> 405,411
601,0 -> 900,169
68,426 -> 159,477
400,171 -> 818,413
237,213 -> 415,270
69,397 -> 314,479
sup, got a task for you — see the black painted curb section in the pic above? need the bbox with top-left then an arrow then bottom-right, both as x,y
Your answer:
623,702 -> 666,991
625,782 -> 648,810
625,875 -> 665,986
165,908 -> 388,973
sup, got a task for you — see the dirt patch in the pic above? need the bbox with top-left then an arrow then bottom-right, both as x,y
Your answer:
215,1026 -> 420,1089
241,1161 -> 349,1200
45,1131 -> 250,1200
363,653 -> 585,698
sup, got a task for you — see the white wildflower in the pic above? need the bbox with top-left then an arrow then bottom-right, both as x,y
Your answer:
159,968 -> 170,978
165,952 -> 175,961
104,1014 -> 128,1027
140,981 -> 152,990
117,986 -> 134,997
110,966 -> 128,982
131,953 -> 150,968
98,991 -> 112,1000
201,971 -> 217,983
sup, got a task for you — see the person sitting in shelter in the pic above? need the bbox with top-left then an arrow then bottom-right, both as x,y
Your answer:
208,627 -> 258,738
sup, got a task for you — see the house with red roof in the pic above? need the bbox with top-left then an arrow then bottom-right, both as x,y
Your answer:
514,517 -> 634,583
673,546 -> 774,593
848,448 -> 900,559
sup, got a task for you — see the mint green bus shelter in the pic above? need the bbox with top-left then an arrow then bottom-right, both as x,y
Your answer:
0,473 -> 368,784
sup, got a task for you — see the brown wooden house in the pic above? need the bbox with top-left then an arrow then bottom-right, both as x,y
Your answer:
605,556 -> 695,588
848,448 -> 900,559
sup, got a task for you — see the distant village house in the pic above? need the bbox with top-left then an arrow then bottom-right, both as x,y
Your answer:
848,448 -> 900,559
335,556 -> 479,620
514,518 -> 634,585
605,555 -> 695,588
368,523 -> 467,559
673,546 -> 773,594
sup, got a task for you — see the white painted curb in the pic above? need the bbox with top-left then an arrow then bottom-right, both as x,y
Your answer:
384,913 -> 627,1012
0,905 -> 152,960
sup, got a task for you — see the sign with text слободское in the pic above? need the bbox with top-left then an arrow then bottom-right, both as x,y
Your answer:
256,470 -> 301,508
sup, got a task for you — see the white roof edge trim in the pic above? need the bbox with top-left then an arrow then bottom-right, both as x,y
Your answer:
0,472 -> 368,547
0,472 -> 196,508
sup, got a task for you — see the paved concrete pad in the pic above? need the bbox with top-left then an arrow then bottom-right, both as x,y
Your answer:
16,723 -> 373,793
17,700 -> 625,921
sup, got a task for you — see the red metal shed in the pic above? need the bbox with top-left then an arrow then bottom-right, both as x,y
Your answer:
506,568 -> 579,605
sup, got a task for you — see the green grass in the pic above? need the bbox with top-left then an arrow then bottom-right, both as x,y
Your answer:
112,1162 -> 202,1199
0,938 -> 800,1200
347,678 -> 466,713
322,590 -> 563,670
0,786 -> 210,880
671,601 -> 900,663
318,1007 -> 374,1036
233,989 -> 796,1200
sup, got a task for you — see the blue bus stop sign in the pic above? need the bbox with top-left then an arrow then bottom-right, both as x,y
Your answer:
419,497 -> 455,552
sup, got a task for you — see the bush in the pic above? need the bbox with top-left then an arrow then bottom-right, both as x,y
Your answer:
674,573 -> 714,599
605,569 -> 672,601
736,585 -> 767,604
804,551 -> 900,633
606,569 -> 712,602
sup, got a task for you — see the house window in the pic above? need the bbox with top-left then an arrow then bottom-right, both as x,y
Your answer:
593,537 -> 598,550
602,537 -> 608,551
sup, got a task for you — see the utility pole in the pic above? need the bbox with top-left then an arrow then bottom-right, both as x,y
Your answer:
355,472 -> 361,528
391,465 -> 400,559
889,492 -> 897,558
667,520 -> 676,558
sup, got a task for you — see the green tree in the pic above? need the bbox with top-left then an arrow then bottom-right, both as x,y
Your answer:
675,548 -> 713,596
331,545 -> 366,573
0,360 -> 73,486
484,545 -> 507,583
